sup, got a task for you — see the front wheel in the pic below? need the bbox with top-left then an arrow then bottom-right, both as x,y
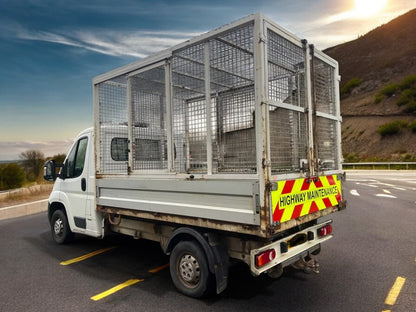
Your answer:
50,209 -> 73,244
169,240 -> 215,298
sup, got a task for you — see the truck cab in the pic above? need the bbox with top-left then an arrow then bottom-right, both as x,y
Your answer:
45,128 -> 103,243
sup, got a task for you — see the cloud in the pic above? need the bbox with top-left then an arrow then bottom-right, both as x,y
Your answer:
74,29 -> 201,58
2,21 -> 201,58
0,140 -> 73,161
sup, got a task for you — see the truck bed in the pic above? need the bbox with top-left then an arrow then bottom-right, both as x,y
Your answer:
96,175 -> 339,238
97,176 -> 259,222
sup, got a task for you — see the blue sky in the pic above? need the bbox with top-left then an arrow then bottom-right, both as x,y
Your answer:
0,0 -> 414,160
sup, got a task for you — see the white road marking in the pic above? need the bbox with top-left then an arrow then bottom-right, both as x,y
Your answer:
376,194 -> 397,199
350,189 -> 360,196
383,189 -> 392,194
376,182 -> 406,190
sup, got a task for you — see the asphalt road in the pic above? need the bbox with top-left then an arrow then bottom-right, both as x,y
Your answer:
0,171 -> 415,312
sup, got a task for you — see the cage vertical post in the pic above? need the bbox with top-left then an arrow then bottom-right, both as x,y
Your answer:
93,83 -> 100,174
165,60 -> 174,172
303,40 -> 315,178
127,77 -> 133,173
253,13 -> 268,227
334,67 -> 342,171
205,41 -> 213,175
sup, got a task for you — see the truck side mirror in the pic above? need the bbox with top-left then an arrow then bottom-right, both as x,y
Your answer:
44,160 -> 57,181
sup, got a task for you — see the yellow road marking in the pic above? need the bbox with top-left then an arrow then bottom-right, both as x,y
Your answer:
60,246 -> 116,266
91,279 -> 143,301
385,276 -> 406,306
148,263 -> 169,273
382,310 -> 391,312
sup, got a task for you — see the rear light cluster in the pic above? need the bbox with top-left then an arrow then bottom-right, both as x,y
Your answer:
318,224 -> 333,237
255,249 -> 276,268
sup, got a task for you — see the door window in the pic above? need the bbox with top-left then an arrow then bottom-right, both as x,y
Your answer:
64,137 -> 88,179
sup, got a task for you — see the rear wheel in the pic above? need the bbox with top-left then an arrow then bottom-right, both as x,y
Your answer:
169,240 -> 215,298
50,209 -> 73,244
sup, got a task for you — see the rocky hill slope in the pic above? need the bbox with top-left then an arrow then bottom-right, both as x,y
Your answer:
324,8 -> 416,161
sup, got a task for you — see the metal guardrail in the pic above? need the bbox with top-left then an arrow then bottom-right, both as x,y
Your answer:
343,162 -> 416,170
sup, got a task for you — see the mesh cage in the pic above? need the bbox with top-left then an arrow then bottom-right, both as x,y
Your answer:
98,75 -> 128,173
266,28 -> 308,174
95,16 -> 339,176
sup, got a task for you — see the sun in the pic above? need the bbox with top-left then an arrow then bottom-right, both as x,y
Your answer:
354,0 -> 388,17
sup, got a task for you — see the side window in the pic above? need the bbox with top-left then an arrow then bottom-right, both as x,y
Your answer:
64,137 -> 88,179
111,138 -> 128,161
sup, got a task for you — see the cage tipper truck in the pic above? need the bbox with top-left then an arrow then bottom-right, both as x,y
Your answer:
44,13 -> 346,298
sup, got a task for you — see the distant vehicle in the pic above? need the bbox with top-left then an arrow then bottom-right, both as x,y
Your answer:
44,13 -> 346,298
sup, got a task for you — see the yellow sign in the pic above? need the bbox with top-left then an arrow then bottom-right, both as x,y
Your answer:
271,175 -> 342,223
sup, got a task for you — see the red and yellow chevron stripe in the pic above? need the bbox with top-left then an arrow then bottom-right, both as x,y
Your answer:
271,175 -> 342,224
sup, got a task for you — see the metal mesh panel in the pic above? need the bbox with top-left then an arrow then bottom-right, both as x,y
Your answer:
171,23 -> 256,174
214,87 -> 256,172
313,58 -> 336,115
313,57 -> 338,171
130,65 -> 168,171
98,75 -> 128,173
316,117 -> 337,170
269,110 -> 307,173
172,97 -> 187,172
267,28 -> 308,173
210,23 -> 256,173
210,22 -> 254,94
172,43 -> 206,173
172,43 -> 205,100
267,29 -> 305,107
186,99 -> 207,172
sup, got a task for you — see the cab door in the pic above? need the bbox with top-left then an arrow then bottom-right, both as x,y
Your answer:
60,135 -> 90,232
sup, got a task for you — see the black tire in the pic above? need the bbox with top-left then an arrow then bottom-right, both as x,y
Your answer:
169,240 -> 215,298
50,209 -> 73,244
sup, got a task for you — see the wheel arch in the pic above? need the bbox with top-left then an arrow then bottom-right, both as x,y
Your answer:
48,201 -> 67,224
165,227 -> 214,269
165,227 -> 229,295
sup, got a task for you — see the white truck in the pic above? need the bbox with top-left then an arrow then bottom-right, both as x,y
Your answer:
44,13 -> 346,298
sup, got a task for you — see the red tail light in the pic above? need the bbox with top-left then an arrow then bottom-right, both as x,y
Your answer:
255,249 -> 276,267
318,224 -> 333,237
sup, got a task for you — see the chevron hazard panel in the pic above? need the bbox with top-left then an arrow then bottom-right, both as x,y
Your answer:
271,175 -> 342,224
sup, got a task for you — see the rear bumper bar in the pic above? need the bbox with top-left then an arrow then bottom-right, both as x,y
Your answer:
250,219 -> 333,275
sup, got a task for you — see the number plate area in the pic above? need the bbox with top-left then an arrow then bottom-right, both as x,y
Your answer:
250,220 -> 333,276
286,233 -> 307,249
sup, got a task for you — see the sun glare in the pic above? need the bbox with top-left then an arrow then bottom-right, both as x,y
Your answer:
354,0 -> 388,17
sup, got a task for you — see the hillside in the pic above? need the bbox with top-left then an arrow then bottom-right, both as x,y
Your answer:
324,8 -> 416,161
